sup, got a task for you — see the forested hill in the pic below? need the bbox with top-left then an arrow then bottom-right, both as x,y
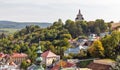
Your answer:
0,21 -> 52,29
1,19 -> 119,63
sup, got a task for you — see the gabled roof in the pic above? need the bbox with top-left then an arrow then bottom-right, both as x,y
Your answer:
41,50 -> 59,58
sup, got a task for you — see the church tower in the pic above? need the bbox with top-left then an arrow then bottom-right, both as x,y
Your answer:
75,9 -> 84,21
34,45 -> 44,70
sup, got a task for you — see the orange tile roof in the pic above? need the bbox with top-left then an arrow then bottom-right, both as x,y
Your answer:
41,50 -> 59,58
51,60 -> 76,70
11,53 -> 27,58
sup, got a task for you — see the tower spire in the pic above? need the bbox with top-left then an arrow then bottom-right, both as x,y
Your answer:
34,42 -> 44,70
78,9 -> 81,14
75,9 -> 84,21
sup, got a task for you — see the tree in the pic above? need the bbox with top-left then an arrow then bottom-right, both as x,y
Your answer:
95,19 -> 107,33
60,34 -> 72,39
20,60 -> 30,70
88,40 -> 104,58
65,19 -> 83,38
94,27 -> 100,35
78,49 -> 87,58
101,31 -> 120,59
76,20 -> 87,35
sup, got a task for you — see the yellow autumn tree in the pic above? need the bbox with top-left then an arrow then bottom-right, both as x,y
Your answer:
88,40 -> 104,58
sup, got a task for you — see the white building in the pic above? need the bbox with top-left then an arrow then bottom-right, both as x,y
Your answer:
88,34 -> 98,41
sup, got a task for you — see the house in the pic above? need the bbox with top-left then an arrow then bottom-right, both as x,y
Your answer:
11,53 -> 28,64
41,50 -> 60,66
51,60 -> 76,70
87,59 -> 115,70
64,39 -> 88,56
64,45 -> 88,56
0,62 -> 18,70
88,34 -> 98,41
0,52 -> 27,70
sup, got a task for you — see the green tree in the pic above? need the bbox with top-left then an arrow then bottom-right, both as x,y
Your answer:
65,19 -> 83,38
94,27 -> 100,35
20,60 -> 30,70
95,19 -> 107,33
88,40 -> 104,58
101,31 -> 120,59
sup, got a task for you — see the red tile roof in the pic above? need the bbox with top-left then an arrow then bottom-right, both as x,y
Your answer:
0,52 -> 5,58
87,62 -> 111,70
51,60 -> 76,70
11,53 -> 28,58
41,50 -> 59,58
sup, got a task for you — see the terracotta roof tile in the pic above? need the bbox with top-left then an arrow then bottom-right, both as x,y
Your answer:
51,60 -> 76,70
11,53 -> 27,58
41,50 -> 59,58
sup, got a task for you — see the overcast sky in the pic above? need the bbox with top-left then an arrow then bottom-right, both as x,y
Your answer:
0,0 -> 120,23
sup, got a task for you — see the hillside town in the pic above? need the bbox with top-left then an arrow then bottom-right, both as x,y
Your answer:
0,33 -> 117,70
0,9 -> 120,70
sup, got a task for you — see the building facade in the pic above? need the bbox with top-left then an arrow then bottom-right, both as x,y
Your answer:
11,53 -> 28,64
41,50 -> 60,66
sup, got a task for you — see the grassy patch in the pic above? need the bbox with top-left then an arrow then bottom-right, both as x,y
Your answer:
76,60 -> 93,68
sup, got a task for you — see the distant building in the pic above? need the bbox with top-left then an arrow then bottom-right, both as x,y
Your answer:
0,53 -> 19,70
0,62 -> 18,70
64,44 -> 88,56
88,34 -> 100,41
87,59 -> 115,70
11,53 -> 28,64
75,9 -> 84,21
64,39 -> 88,56
51,60 -> 76,70
41,50 -> 60,66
